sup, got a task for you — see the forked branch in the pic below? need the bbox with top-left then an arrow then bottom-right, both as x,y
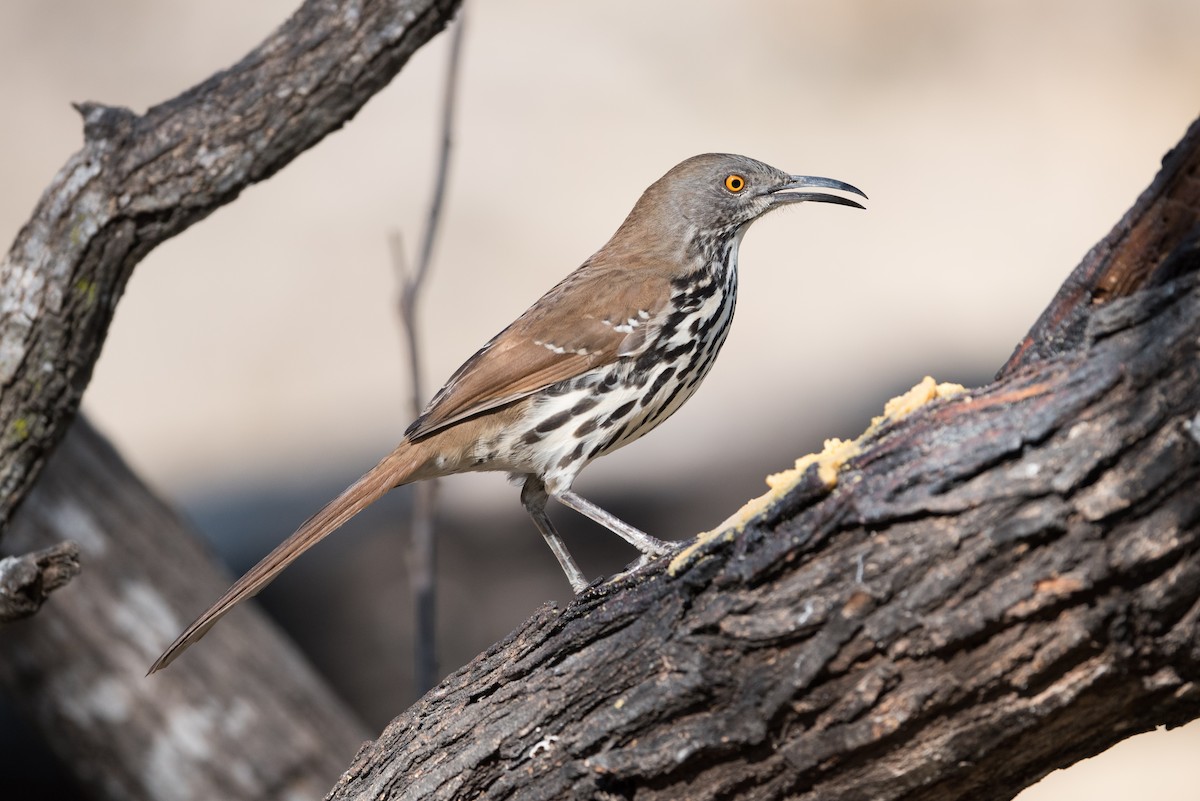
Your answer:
0,0 -> 460,538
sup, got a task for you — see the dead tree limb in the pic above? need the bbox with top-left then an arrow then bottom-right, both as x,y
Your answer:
0,0 -> 461,537
0,1 -> 461,798
326,119 -> 1200,800
391,5 -> 468,697
0,541 -> 79,623
1001,109 -> 1200,375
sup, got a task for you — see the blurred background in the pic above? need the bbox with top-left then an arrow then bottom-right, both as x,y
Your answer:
2,1 -> 1198,797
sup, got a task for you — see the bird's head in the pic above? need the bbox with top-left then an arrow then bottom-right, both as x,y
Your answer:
629,153 -> 866,242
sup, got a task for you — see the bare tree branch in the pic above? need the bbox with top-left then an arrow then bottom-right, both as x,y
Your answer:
1000,114 -> 1200,375
325,119 -> 1200,801
389,227 -> 445,696
2,1 -> 1194,796
0,0 -> 461,538
391,7 -> 468,696
0,541 -> 79,622
0,1 -> 464,798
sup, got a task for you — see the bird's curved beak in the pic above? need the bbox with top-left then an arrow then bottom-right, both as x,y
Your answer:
768,175 -> 867,209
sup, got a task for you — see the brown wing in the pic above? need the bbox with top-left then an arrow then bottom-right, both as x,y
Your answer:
406,262 -> 672,440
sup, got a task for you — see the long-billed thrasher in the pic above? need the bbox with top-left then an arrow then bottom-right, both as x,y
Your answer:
149,153 -> 865,672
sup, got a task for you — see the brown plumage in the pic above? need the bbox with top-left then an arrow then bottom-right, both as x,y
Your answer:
148,153 -> 865,673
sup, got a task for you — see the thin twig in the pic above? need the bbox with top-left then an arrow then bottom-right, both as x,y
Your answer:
389,231 -> 442,697
390,6 -> 469,697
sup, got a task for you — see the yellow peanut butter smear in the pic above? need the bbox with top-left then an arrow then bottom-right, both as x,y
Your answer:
668,376 -> 966,576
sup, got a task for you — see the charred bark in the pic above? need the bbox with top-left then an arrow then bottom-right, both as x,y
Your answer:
1,0 -> 1196,795
326,120 -> 1200,800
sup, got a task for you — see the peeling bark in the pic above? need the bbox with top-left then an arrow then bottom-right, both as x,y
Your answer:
325,120 -> 1200,800
0,0 -> 461,533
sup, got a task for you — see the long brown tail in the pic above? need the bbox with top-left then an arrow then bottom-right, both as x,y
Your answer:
148,442 -> 427,674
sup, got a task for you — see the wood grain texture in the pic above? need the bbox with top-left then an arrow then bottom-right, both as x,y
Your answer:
0,0 -> 461,533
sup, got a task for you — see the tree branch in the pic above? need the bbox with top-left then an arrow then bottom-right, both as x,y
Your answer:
326,119 -> 1200,800
4,2 -> 1194,795
0,0 -> 461,535
0,2 -> 463,798
0,541 -> 79,623
1000,114 -> 1200,375
391,5 -> 468,697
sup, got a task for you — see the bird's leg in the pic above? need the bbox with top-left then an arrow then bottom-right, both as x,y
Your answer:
521,477 -> 590,593
554,490 -> 674,557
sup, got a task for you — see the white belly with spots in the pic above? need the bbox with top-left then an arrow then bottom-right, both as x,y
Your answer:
484,259 -> 738,493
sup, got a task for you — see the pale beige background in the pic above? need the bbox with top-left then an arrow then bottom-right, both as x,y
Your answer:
2,1 -> 1198,797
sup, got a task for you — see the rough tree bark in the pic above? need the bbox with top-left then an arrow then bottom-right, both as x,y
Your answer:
0,0 -> 460,544
2,1 -> 1196,798
0,541 -> 79,623
324,122 -> 1200,799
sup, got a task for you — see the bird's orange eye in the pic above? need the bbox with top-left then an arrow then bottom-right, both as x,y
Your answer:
724,174 -> 746,193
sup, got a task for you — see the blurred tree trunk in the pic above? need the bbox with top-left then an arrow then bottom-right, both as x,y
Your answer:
325,121 -> 1200,799
1,415 -> 372,800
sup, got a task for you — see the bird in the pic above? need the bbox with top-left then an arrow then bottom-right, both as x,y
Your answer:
148,153 -> 865,673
